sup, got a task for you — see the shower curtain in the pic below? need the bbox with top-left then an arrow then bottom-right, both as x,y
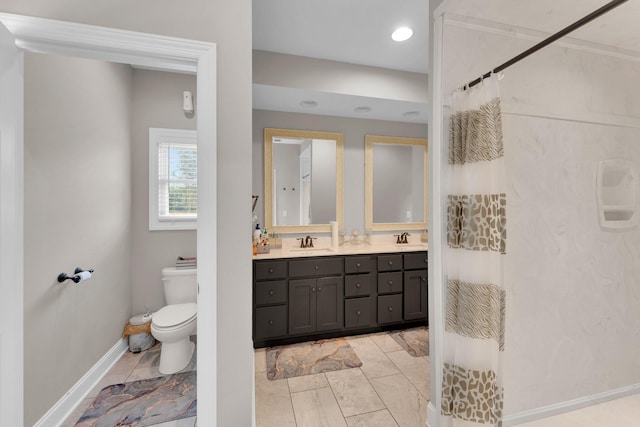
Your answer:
442,74 -> 507,427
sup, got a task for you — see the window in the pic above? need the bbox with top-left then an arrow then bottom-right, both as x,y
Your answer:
149,128 -> 198,230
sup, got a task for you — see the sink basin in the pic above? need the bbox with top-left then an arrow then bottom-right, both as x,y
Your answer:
288,247 -> 333,253
394,244 -> 427,249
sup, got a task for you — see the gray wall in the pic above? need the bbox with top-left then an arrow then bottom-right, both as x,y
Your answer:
131,69 -> 197,314
23,53 -> 133,425
253,109 -> 428,234
5,1 -> 253,425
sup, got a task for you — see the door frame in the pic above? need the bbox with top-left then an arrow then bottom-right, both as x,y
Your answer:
0,12 -> 218,425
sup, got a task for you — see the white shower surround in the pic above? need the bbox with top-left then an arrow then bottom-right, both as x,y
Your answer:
433,10 -> 640,425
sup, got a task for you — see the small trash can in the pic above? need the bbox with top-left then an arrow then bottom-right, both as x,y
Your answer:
123,312 -> 156,353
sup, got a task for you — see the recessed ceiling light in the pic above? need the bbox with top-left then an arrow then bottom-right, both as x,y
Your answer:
354,106 -> 371,113
403,111 -> 420,118
299,100 -> 318,108
391,26 -> 413,42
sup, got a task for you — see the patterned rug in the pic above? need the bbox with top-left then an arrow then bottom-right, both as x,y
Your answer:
74,371 -> 196,426
266,337 -> 362,380
389,326 -> 429,357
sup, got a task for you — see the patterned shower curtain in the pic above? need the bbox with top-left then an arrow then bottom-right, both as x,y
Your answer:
442,74 -> 507,427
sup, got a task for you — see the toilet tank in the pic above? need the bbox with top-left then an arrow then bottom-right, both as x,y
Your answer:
161,267 -> 197,304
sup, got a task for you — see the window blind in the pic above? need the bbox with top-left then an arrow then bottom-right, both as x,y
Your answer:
158,142 -> 197,220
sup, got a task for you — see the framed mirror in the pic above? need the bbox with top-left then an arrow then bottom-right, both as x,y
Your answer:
365,135 -> 427,231
264,128 -> 344,234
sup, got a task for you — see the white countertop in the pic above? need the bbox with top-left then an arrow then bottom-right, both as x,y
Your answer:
253,240 -> 428,260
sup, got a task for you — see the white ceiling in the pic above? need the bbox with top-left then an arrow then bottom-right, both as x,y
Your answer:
252,0 -> 640,123
252,0 -> 429,123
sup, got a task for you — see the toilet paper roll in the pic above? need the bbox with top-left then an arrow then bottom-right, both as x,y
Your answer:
74,270 -> 92,283
330,221 -> 339,249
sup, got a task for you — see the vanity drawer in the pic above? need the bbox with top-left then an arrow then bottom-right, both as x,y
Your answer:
255,260 -> 288,281
255,280 -> 287,306
289,257 -> 343,278
377,254 -> 403,272
344,274 -> 372,297
344,256 -> 372,274
377,271 -> 403,294
345,297 -> 373,328
255,305 -> 287,339
377,294 -> 403,324
404,252 -> 428,270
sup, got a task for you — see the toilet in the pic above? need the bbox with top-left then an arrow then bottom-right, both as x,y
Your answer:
151,267 -> 197,374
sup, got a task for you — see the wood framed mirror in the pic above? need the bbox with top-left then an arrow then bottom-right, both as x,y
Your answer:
264,128 -> 344,234
365,135 -> 427,232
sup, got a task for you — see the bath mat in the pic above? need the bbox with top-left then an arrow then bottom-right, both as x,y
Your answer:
74,371 -> 196,426
266,337 -> 362,380
389,326 -> 429,357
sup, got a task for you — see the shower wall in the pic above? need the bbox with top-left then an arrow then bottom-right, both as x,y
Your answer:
442,18 -> 640,416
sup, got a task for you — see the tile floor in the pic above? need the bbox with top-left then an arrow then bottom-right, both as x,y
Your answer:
61,341 -> 197,427
255,332 -> 430,427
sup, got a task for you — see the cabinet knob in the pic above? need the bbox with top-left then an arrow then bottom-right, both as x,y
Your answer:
269,290 -> 275,296
356,310 -> 361,316
318,287 -> 322,292
388,306 -> 393,312
312,287 -> 316,292
388,261 -> 393,266
388,280 -> 393,286
269,268 -> 274,273
421,277 -> 426,282
424,258 -> 428,263
356,263 -> 361,268
356,282 -> 361,288
314,265 -> 319,271
269,320 -> 274,325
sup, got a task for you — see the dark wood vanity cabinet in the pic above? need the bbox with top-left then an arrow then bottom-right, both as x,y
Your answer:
253,250 -> 428,348
289,276 -> 344,334
403,252 -> 428,321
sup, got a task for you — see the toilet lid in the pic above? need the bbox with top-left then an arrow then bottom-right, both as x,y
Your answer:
153,303 -> 197,328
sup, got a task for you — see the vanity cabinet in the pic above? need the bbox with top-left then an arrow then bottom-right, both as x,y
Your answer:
403,253 -> 428,320
289,277 -> 344,335
253,250 -> 428,348
344,255 -> 375,329
254,270 -> 288,340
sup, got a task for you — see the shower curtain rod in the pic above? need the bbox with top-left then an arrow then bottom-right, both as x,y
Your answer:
463,0 -> 628,89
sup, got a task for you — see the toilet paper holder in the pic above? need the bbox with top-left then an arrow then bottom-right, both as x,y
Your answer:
57,267 -> 94,283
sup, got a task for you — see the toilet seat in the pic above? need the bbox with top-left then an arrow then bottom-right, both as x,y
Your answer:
152,303 -> 197,329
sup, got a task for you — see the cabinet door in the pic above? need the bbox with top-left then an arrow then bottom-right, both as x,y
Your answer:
289,279 -> 316,335
404,269 -> 427,320
315,276 -> 344,332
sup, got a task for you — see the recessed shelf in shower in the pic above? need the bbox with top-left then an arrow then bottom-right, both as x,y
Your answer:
596,159 -> 638,231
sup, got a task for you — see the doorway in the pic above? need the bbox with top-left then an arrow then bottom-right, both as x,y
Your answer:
0,13 -> 217,426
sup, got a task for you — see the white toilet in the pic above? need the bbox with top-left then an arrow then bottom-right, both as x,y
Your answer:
151,267 -> 197,374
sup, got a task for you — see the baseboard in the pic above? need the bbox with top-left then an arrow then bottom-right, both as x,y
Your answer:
426,401 -> 437,427
33,338 -> 128,427
503,383 -> 640,426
